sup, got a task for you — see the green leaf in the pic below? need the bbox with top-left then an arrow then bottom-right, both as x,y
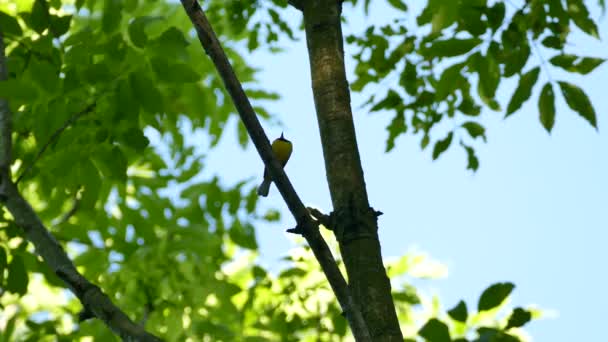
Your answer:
477,328 -> 520,342
504,44 -> 530,77
419,318 -> 451,342
387,0 -> 408,11
506,307 -> 532,329
0,11 -> 23,36
436,63 -> 465,101
130,72 -> 164,114
432,1 -> 460,33
371,89 -> 401,112
150,58 -> 201,83
102,0 -> 122,33
432,132 -> 453,160
27,58 -> 60,94
447,300 -> 468,322
30,0 -> 50,34
461,142 -> 479,171
558,81 -> 597,129
487,2 -> 505,32
506,67 -> 540,116
94,146 -> 128,181
229,221 -> 258,250
461,121 -> 486,141
0,79 -> 39,103
148,27 -> 190,60
478,282 -> 515,311
237,121 -> 248,148
77,160 -> 102,210
423,38 -> 482,58
550,54 -> 605,74
49,14 -> 72,37
538,82 -> 556,133
475,53 -> 500,100
122,127 -> 150,152
0,247 -> 6,284
549,54 -> 577,70
567,0 -> 600,38
6,255 -> 29,295
574,57 -> 605,74
128,16 -> 163,48
386,111 -> 406,152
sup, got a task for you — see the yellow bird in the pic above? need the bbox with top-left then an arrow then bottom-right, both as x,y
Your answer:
257,133 -> 293,197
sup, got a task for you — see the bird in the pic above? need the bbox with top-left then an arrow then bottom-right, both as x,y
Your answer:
257,132 -> 293,197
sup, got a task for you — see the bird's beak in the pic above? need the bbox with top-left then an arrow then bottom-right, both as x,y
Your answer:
280,132 -> 285,139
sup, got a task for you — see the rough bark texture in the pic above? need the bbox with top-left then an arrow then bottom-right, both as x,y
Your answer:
302,1 -> 404,340
179,1 -> 371,340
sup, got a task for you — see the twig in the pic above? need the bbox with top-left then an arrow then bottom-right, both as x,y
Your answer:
179,1 -> 371,340
15,103 -> 96,184
0,27 -> 162,342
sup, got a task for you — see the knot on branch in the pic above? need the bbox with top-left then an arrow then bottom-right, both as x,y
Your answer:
286,213 -> 318,235
307,207 -> 335,230
332,195 -> 381,243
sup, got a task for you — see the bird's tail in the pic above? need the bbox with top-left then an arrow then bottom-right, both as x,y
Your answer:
257,178 -> 272,197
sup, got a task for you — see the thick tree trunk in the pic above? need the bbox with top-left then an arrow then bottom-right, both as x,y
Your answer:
301,1 -> 403,341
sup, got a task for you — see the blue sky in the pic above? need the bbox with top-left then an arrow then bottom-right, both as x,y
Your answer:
196,2 -> 607,341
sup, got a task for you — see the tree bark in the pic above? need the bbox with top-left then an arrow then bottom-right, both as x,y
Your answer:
302,1 -> 403,340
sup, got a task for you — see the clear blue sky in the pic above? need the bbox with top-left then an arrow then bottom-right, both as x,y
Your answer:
196,2 -> 607,341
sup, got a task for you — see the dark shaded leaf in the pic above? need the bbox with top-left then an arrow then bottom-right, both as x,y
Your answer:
423,38 -> 482,58
102,0 -> 122,33
461,142 -> 479,171
0,11 -> 22,36
387,0 -> 408,11
506,307 -> 532,329
558,81 -> 597,129
478,282 -> 515,311
229,221 -> 258,250
130,72 -> 164,114
487,2 -> 505,32
419,318 -> 451,342
386,111 -> 406,152
6,255 -> 29,295
567,0 -> 600,38
0,247 -> 6,284
448,300 -> 468,322
128,16 -> 163,48
49,14 -> 71,37
539,82 -> 556,133
432,132 -> 453,160
30,0 -> 50,34
506,67 -> 540,116
461,122 -> 486,141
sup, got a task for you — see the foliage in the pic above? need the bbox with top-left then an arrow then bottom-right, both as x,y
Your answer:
2,0 -> 595,340
347,0 -> 604,170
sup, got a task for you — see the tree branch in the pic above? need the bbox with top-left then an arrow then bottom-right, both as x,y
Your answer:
15,102 -> 96,184
1,27 -> 162,342
288,0 -> 304,11
178,1 -> 370,340
301,0 -> 403,340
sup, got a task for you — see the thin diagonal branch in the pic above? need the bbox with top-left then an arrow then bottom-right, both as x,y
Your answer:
15,102 -> 96,184
1,27 -> 162,342
1,183 -> 163,341
179,1 -> 370,340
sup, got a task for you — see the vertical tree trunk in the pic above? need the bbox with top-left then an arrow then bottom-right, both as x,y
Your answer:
301,1 -> 403,341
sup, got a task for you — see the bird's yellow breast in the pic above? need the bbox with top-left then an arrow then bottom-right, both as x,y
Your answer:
272,139 -> 292,166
